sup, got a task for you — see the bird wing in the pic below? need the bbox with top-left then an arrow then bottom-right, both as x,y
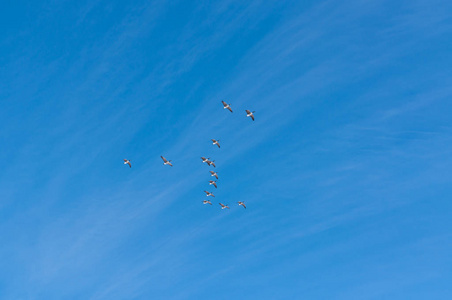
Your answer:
127,162 -> 131,168
213,182 -> 217,188
161,156 -> 167,163
227,106 -> 233,113
251,115 -> 255,121
210,171 -> 214,174
216,143 -> 220,148
246,110 -> 250,114
222,101 -> 227,107
211,162 -> 216,168
215,174 -> 218,179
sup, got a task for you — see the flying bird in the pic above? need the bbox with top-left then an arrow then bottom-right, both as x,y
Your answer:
201,157 -> 210,164
207,160 -> 216,168
203,200 -> 212,205
238,201 -> 246,209
246,110 -> 255,121
123,159 -> 131,168
209,180 -> 217,188
222,101 -> 233,113
204,191 -> 215,197
161,156 -> 173,167
211,139 -> 220,148
210,171 -> 218,179
219,203 -> 230,209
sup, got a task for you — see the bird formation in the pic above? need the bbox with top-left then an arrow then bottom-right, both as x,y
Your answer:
124,101 -> 254,210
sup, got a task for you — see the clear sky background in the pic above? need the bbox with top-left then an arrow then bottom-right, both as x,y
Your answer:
0,0 -> 451,299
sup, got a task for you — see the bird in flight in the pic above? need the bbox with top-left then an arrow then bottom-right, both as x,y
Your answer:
161,156 -> 173,167
219,203 -> 230,209
207,160 -> 216,168
222,101 -> 233,113
246,110 -> 255,121
204,190 -> 215,197
238,201 -> 246,209
123,159 -> 131,168
210,171 -> 218,179
211,139 -> 220,148
209,180 -> 217,188
201,157 -> 210,164
203,200 -> 212,205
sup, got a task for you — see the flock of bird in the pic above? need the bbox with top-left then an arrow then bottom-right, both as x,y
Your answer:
123,101 -> 255,210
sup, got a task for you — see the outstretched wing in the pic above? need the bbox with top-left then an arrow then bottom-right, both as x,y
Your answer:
161,156 -> 168,163
213,182 -> 217,188
227,106 -> 233,113
127,161 -> 131,168
251,115 -> 255,121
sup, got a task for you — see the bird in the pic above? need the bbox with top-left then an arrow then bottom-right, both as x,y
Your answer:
238,201 -> 246,209
209,180 -> 218,188
204,190 -> 215,197
123,159 -> 131,168
201,157 -> 210,164
222,101 -> 233,113
246,110 -> 255,121
203,200 -> 212,205
207,160 -> 216,168
211,139 -> 220,148
210,171 -> 218,179
161,156 -> 173,167
219,203 -> 230,209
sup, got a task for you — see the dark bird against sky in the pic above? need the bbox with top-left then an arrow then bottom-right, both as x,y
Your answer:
219,203 -> 230,209
246,110 -> 255,121
123,159 -> 131,168
209,180 -> 217,188
161,156 -> 173,167
204,190 -> 215,197
211,139 -> 220,148
222,101 -> 233,113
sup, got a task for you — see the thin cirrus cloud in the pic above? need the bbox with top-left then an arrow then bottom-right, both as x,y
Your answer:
0,0 -> 451,299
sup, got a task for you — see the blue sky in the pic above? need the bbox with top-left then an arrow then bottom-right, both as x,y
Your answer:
0,0 -> 451,299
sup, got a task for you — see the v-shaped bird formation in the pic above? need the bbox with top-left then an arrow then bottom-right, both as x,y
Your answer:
124,101 -> 255,210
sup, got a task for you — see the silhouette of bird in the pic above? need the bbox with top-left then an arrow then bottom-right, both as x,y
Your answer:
219,203 -> 230,209
204,190 -> 215,197
203,200 -> 212,205
123,159 -> 131,168
238,201 -> 246,209
246,110 -> 255,121
210,171 -> 218,179
209,180 -> 218,188
211,139 -> 220,148
222,101 -> 233,113
161,156 -> 173,167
